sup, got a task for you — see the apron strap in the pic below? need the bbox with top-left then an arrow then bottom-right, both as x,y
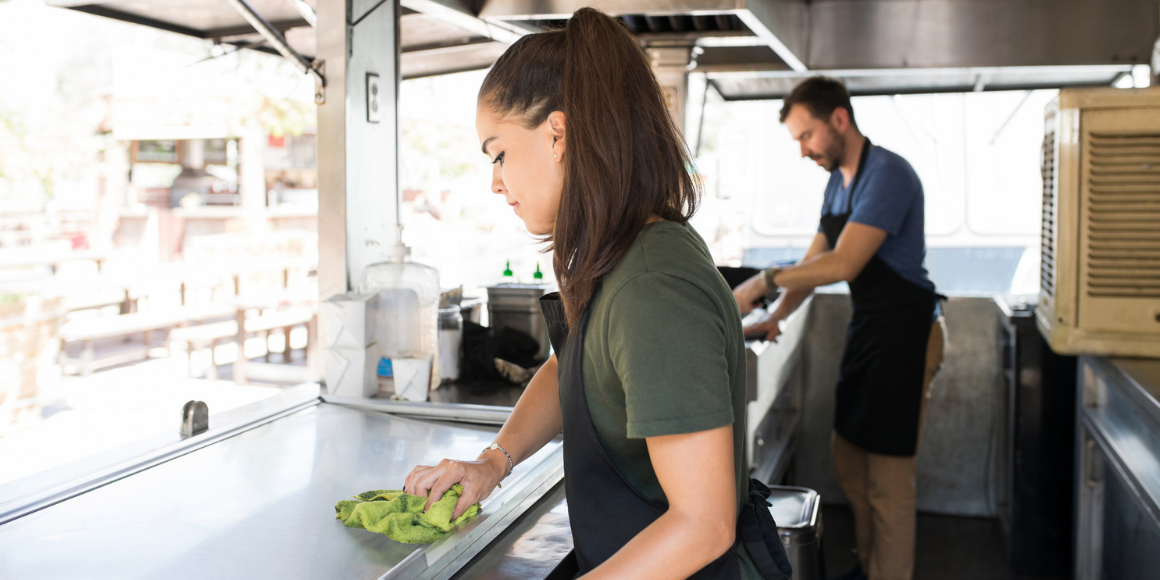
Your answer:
843,137 -> 874,214
737,479 -> 793,580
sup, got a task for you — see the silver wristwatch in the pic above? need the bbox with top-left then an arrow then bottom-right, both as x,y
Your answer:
762,266 -> 782,291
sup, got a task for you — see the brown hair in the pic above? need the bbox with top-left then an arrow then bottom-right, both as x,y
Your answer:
479,8 -> 699,330
779,76 -> 858,128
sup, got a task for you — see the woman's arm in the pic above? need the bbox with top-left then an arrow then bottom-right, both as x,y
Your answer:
581,425 -> 737,579
405,354 -> 564,518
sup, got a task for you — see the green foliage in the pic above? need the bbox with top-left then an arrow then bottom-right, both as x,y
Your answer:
260,97 -> 315,138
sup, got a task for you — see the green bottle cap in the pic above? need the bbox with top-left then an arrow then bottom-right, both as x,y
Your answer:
533,263 -> 543,280
503,260 -> 513,278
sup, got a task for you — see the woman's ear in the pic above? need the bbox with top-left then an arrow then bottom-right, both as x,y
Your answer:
547,110 -> 566,161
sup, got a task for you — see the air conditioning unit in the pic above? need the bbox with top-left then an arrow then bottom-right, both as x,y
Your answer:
1036,87 -> 1160,357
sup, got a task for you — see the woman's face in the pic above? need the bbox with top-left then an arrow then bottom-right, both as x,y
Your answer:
476,105 -> 566,236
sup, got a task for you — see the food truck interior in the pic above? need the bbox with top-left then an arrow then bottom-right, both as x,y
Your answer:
1,1 -> 1159,579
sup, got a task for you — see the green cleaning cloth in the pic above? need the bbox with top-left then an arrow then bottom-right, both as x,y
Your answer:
334,484 -> 481,544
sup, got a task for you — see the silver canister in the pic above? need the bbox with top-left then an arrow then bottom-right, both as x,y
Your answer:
768,485 -> 824,580
438,307 -> 463,383
486,283 -> 552,363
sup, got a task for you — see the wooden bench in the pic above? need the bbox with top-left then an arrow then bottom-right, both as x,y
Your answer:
62,286 -> 132,315
168,307 -> 315,380
58,304 -> 234,376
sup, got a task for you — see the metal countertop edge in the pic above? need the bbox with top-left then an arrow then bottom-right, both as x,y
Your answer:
322,396 -> 515,425
1097,357 -> 1160,427
1080,411 -> 1160,531
0,396 -> 322,526
418,449 -> 566,580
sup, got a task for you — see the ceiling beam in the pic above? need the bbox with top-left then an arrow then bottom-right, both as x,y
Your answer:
401,0 -> 526,44
67,4 -> 203,38
205,18 -> 311,40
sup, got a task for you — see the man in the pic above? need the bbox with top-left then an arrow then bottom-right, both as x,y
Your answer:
733,77 -> 946,580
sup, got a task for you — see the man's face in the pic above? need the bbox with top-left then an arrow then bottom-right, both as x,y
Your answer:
784,104 -> 845,172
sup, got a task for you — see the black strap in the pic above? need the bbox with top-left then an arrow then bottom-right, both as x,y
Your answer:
843,137 -> 874,215
738,479 -> 793,580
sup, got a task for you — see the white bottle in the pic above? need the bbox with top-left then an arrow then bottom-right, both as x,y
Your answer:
357,237 -> 440,400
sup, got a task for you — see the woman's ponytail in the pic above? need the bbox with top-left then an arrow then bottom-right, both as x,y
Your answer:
481,8 -> 699,330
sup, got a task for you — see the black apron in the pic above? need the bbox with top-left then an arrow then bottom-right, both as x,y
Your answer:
540,295 -> 793,579
820,138 -> 937,457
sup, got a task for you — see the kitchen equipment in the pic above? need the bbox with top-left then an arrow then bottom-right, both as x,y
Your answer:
438,307 -> 462,383
996,296 -> 1075,575
767,485 -> 824,580
486,284 -> 551,363
1037,88 -> 1160,357
1074,357 -> 1160,580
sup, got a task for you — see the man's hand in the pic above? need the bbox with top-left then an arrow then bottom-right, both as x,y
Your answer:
744,313 -> 784,342
733,272 -> 769,315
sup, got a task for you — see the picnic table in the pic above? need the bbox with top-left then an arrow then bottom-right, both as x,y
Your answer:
52,257 -> 317,379
0,248 -> 108,275
58,304 -> 234,376
169,306 -> 316,381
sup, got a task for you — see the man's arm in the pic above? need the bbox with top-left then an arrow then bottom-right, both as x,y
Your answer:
738,224 -> 888,341
734,231 -> 828,315
773,221 -> 887,288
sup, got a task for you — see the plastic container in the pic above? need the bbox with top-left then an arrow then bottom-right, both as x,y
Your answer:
438,307 -> 462,383
358,240 -> 441,398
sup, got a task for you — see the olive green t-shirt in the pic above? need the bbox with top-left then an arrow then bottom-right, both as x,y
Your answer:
580,221 -> 759,577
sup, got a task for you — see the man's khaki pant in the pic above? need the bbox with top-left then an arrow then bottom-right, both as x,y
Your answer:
832,318 -> 947,580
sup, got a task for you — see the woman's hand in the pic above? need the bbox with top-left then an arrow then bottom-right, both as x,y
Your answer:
404,452 -> 508,520
732,272 -> 769,315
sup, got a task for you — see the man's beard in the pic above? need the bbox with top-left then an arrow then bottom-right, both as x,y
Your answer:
810,129 -> 846,172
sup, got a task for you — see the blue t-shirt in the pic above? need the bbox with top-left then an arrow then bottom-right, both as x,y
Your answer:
819,145 -> 934,292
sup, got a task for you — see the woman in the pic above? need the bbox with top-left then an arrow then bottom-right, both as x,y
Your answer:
404,9 -> 791,579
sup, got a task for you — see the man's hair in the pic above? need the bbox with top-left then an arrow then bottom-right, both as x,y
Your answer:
779,76 -> 857,128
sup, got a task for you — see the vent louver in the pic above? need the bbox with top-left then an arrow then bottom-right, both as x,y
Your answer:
1085,132 -> 1160,298
1041,131 -> 1057,296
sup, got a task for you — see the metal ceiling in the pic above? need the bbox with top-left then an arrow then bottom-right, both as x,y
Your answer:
47,0 -> 516,80
49,0 -> 1160,93
708,65 -> 1140,101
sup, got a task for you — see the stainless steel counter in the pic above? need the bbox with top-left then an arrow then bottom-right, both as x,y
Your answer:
451,483 -> 573,580
1075,356 -> 1160,580
0,398 -> 563,580
744,296 -> 811,484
